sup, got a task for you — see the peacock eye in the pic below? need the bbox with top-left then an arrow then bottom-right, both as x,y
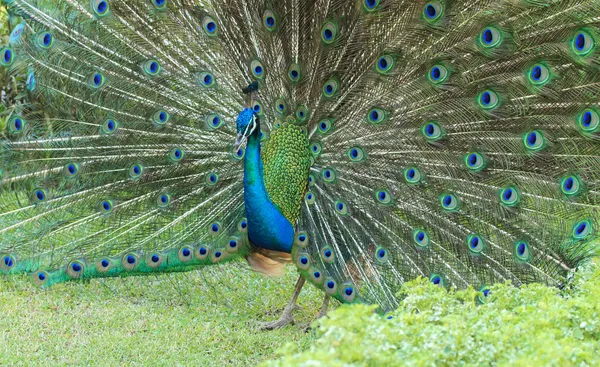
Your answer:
202,16 -> 217,35
572,30 -> 595,56
263,10 -> 277,31
479,26 -> 502,48
321,21 -> 338,44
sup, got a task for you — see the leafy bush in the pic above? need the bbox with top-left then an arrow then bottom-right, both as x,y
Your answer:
268,261 -> 600,367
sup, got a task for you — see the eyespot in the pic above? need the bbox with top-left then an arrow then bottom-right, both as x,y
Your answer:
334,200 -> 349,216
128,163 -> 144,180
91,0 -> 110,17
577,109 -> 599,133
310,268 -> 324,284
561,175 -> 582,197
430,274 -> 445,287
305,191 -> 316,205
153,110 -> 170,126
238,218 -> 248,232
528,64 -> 550,85
322,78 -> 339,97
232,147 -> 245,161
514,241 -> 531,262
479,26 -> 502,48
0,47 -> 14,67
324,278 -> 338,295
572,219 -> 592,240
296,105 -> 309,121
572,30 -> 595,56
96,258 -> 112,272
63,162 -> 80,178
413,229 -> 430,248
363,0 -> 380,11
367,108 -> 386,125
404,166 -> 423,185
320,246 -> 335,263
101,119 -> 118,135
37,32 -> 54,49
294,231 -> 308,247
308,174 -> 316,187
478,90 -> 499,109
322,168 -> 336,183
195,245 -> 209,260
341,283 -> 357,302
33,271 -> 49,286
467,234 -> 485,254
376,55 -> 394,74
211,249 -> 224,263
122,253 -> 138,270
142,60 -> 161,76
422,121 -> 444,141
8,115 -> 26,135
31,188 -> 48,204
0,255 -> 15,271
67,260 -> 85,279
178,246 -> 193,262
296,253 -> 311,270
499,186 -> 520,207
288,63 -> 301,83
252,101 -> 264,116
375,190 -> 393,205
317,119 -> 333,134
428,64 -> 449,84
374,246 -> 389,264
523,130 -> 545,151
9,22 -> 24,43
88,72 -> 106,89
477,286 -> 491,304
205,114 -> 223,130
168,147 -> 184,162
347,147 -> 366,162
423,2 -> 443,22
197,71 -> 215,88
202,16 -> 217,36
464,152 -> 486,172
152,0 -> 167,10
440,193 -> 459,211
99,199 -> 114,214
250,60 -> 264,79
274,98 -> 288,115
203,173 -> 218,188
321,21 -> 338,44
263,10 -> 277,31
147,253 -> 164,268
26,72 -> 36,91
156,193 -> 171,208
310,142 -> 322,157
209,222 -> 221,236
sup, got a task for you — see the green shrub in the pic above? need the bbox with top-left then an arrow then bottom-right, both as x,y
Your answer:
268,261 -> 600,367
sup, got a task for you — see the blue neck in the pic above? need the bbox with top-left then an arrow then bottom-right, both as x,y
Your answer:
243,121 -> 295,253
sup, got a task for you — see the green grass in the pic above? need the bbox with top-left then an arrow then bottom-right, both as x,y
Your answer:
0,264 -> 325,366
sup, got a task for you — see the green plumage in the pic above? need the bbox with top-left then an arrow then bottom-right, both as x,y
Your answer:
0,0 -> 599,312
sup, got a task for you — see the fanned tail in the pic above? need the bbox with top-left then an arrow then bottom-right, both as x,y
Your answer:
283,0 -> 600,309
0,0 -> 253,285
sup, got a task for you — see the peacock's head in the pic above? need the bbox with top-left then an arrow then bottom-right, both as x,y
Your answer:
235,108 -> 258,148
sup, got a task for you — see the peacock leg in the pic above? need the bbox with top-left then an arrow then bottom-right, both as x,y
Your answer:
316,294 -> 330,319
300,294 -> 330,332
259,275 -> 305,330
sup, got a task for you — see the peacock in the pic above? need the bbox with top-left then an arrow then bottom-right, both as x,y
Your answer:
1,0 -> 600,329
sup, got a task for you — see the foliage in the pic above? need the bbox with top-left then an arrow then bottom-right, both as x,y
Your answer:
267,261 -> 600,367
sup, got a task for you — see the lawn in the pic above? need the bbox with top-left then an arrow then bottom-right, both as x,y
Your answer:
0,264 -> 325,366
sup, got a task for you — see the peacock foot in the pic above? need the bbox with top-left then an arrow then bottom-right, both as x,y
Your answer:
258,313 -> 295,330
300,294 -> 330,332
